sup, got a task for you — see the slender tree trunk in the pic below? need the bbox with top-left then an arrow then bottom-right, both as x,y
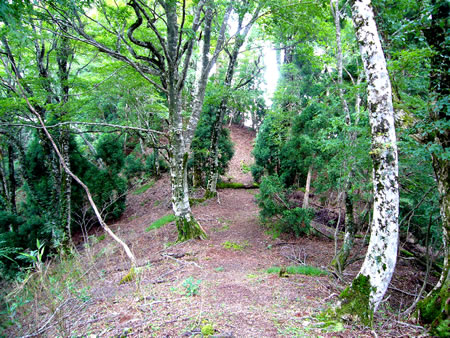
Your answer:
416,1 -> 449,330
56,28 -> 73,245
7,144 -> 16,213
154,148 -> 160,177
330,0 -> 358,273
0,160 -> 8,208
303,165 -> 313,209
205,99 -> 227,197
335,0 -> 399,324
163,2 -> 230,240
59,128 -> 72,241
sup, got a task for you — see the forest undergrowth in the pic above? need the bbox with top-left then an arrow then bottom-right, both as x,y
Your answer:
0,126 -> 432,337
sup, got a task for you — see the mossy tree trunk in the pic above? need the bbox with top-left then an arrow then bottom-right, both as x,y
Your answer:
164,2 -> 230,241
168,131 -> 207,242
417,1 -> 449,333
46,0 -> 231,242
336,0 -> 399,322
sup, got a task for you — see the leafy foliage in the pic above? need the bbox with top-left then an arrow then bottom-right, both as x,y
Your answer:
257,175 -> 314,237
189,106 -> 234,187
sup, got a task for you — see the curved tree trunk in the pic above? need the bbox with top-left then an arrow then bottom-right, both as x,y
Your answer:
335,0 -> 399,325
169,129 -> 206,241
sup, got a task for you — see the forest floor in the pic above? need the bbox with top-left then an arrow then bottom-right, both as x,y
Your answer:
7,125 -> 430,337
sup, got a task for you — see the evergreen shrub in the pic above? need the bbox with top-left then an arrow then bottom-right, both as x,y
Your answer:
257,175 -> 314,237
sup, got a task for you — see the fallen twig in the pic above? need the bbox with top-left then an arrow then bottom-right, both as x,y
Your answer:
161,253 -> 202,269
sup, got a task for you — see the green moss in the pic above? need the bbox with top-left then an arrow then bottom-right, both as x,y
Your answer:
222,240 -> 249,250
266,265 -> 328,276
133,181 -> 155,195
119,267 -> 136,285
145,214 -> 176,232
189,197 -> 208,205
417,280 -> 450,337
201,323 -> 214,336
176,216 -> 207,242
216,182 -> 259,189
336,274 -> 375,326
204,189 -> 217,199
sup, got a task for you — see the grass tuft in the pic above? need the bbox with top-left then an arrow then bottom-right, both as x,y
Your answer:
222,240 -> 250,251
133,181 -> 155,195
145,214 -> 176,232
217,181 -> 259,189
266,265 -> 328,276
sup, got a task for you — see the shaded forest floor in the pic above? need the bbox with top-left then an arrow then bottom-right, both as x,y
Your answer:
6,125 -> 430,337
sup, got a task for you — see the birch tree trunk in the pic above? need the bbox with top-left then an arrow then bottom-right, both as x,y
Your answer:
335,0 -> 399,324
303,165 -> 312,209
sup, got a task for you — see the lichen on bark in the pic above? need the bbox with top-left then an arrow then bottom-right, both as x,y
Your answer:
331,0 -> 400,320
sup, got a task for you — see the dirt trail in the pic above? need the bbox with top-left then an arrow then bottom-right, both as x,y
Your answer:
221,125 -> 255,185
15,125 -> 426,337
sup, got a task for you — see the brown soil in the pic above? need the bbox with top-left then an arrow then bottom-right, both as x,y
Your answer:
221,125 -> 255,186
10,125 -> 430,337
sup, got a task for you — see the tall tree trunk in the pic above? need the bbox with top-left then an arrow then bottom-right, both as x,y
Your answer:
57,27 -> 73,245
335,0 -> 399,324
169,132 -> 206,241
417,0 -> 449,331
164,2 -> 230,240
59,128 -> 72,242
0,159 -> 8,208
330,0 -> 358,273
7,144 -> 16,213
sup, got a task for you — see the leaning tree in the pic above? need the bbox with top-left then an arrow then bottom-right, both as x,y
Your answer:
334,0 -> 399,324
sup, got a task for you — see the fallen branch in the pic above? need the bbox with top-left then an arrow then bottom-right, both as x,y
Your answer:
161,253 -> 202,269
310,221 -> 334,240
21,298 -> 75,338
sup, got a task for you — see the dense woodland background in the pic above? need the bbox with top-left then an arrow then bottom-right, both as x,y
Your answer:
0,0 -> 448,336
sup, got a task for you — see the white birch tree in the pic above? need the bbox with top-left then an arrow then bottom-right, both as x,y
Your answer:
334,0 -> 399,324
